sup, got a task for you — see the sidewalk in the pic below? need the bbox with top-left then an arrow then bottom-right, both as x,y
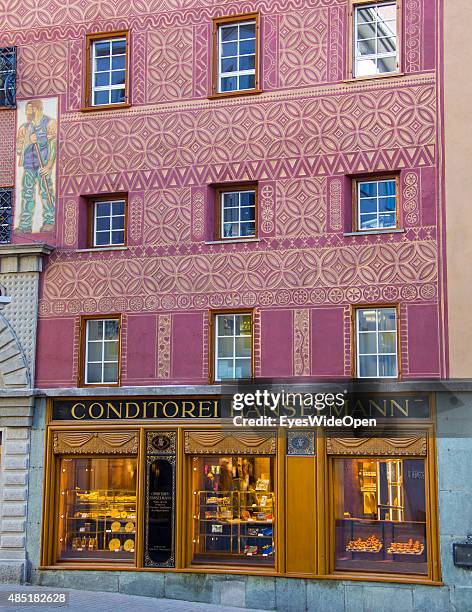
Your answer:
0,584 -> 266,612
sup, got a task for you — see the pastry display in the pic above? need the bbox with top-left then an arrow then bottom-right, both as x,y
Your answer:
387,539 -> 424,555
346,535 -> 383,553
125,522 -> 135,533
111,521 -> 121,533
108,538 -> 121,551
123,539 -> 135,552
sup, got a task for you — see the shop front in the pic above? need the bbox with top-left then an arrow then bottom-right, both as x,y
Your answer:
30,392 -> 443,607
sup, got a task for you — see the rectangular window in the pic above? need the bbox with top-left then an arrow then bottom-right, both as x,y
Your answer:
90,197 -> 126,247
83,318 -> 120,385
333,457 -> 427,575
0,47 -> 16,107
355,177 -> 398,231
213,15 -> 259,95
57,456 -> 137,562
218,187 -> 257,239
356,307 -> 398,378
191,454 -> 275,566
0,188 -> 13,244
214,312 -> 252,381
353,1 -> 398,77
86,33 -> 128,108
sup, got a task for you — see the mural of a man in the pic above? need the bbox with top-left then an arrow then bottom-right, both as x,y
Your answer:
16,99 -> 57,233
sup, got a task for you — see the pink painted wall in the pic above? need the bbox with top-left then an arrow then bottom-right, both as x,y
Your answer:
0,0 -> 446,386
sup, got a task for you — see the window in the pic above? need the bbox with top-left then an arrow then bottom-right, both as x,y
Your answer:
90,197 -> 126,247
214,312 -> 252,381
353,2 -> 398,77
191,453 -> 275,566
57,457 -> 137,562
0,47 -> 16,107
83,318 -> 120,385
0,189 -> 13,243
217,187 -> 257,239
355,177 -> 398,231
85,33 -> 128,108
213,15 -> 259,95
355,307 -> 398,378
333,457 -> 427,575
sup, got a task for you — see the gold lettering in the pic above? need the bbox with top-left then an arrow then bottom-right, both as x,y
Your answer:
163,401 -> 179,418
125,402 -> 140,418
181,401 -> 196,418
352,400 -> 368,416
71,403 -> 86,420
89,402 -> 104,419
106,402 -> 122,419
212,400 -> 219,417
369,399 -> 387,417
198,400 -> 214,417
390,399 -> 409,417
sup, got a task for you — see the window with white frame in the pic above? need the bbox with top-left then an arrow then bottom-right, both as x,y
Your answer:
84,319 -> 120,385
217,20 -> 257,93
220,189 -> 256,239
214,313 -> 252,380
92,199 -> 126,247
356,178 -> 397,230
354,2 -> 398,77
91,37 -> 127,106
356,307 -> 398,378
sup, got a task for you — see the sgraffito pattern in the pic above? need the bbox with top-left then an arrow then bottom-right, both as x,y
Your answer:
143,188 -> 191,245
63,200 -> 77,246
328,178 -> 342,232
405,0 -> 423,73
157,314 -> 172,379
294,308 -> 310,376
277,177 -> 326,236
403,170 -> 420,226
17,41 -> 68,98
0,111 -> 15,187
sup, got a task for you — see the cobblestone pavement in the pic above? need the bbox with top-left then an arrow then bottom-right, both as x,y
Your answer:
0,584 -> 266,612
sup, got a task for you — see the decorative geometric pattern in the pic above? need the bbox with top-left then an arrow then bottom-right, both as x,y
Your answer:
67,39 -> 83,111
328,178 -> 342,231
405,0 -> 423,73
129,194 -> 144,243
193,23 -> 210,98
259,182 -> 276,236
191,187 -> 205,241
147,28 -> 193,103
63,200 -> 77,246
328,4 -> 345,82
157,314 -> 171,379
277,178 -> 326,236
17,41 -> 67,98
279,9 -> 328,87
132,30 -> 147,104
0,110 -> 15,186
287,430 -> 316,456
403,170 -> 420,226
262,14 -> 279,90
143,188 -> 191,245
294,308 -> 310,376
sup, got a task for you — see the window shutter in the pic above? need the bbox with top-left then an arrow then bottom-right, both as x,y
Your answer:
0,189 -> 13,244
0,47 -> 16,107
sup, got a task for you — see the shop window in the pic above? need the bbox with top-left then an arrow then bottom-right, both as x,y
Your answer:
212,14 -> 260,96
0,47 -> 16,107
353,176 -> 399,231
81,317 -> 120,385
191,454 -> 275,566
213,312 -> 253,381
333,457 -> 427,575
352,1 -> 399,78
216,185 -> 257,240
85,32 -> 129,109
57,456 -> 137,562
355,307 -> 398,378
88,196 -> 127,247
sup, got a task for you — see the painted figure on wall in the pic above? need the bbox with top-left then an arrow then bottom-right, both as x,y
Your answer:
15,97 -> 57,234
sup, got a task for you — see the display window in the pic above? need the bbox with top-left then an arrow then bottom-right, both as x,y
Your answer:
191,454 -> 275,566
57,456 -> 137,562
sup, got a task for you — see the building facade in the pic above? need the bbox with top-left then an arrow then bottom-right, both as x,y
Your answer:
0,0 -> 471,610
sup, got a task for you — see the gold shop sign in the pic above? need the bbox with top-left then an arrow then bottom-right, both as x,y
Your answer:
52,398 -> 221,421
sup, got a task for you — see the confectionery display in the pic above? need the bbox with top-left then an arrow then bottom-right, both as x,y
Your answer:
387,539 -> 424,555
346,535 -> 383,553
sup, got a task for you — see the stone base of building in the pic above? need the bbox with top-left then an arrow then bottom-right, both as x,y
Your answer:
0,560 -> 27,583
28,569 -> 471,611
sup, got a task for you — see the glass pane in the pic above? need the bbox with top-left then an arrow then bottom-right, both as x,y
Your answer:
94,90 -> 109,106
86,362 -> 102,384
239,23 -> 256,39
357,23 -> 376,41
379,332 -> 397,354
240,192 -> 255,206
96,202 -> 111,217
239,74 -> 255,90
240,222 -> 256,236
94,41 -> 110,57
358,310 -> 376,332
58,457 -> 137,561
378,55 -> 397,73
359,214 -> 377,229
378,213 -> 396,228
221,42 -> 237,57
217,315 -> 234,336
223,223 -> 238,237
379,197 -> 396,212
104,319 -> 119,340
87,320 -> 103,341
112,200 -> 125,215
359,182 -> 377,198
239,55 -> 255,71
112,55 -> 125,70
95,232 -> 110,246
378,309 -> 396,331
220,76 -> 237,92
95,72 -> 109,87
235,359 -> 251,379
359,198 -> 377,214
359,355 -> 377,378
223,208 -> 239,223
236,314 -> 252,335
379,180 -> 396,196
239,39 -> 256,55
217,359 -> 233,380
356,58 -> 377,77
358,333 -> 377,355
221,25 -> 238,41
112,39 -> 126,55
96,216 -> 110,231
377,3 -> 397,21
110,88 -> 125,104
103,363 -> 118,383
378,36 -> 396,53
357,7 -> 376,24
111,70 -> 126,86
382,19 -> 397,35
111,231 -> 125,244
379,354 -> 397,377
111,216 -> 124,230
218,337 -> 234,359
104,341 -> 118,362
87,341 -> 102,362
96,57 -> 110,71
223,193 -> 239,207
358,40 -> 376,56
222,57 -> 237,73
235,336 -> 251,358
241,206 -> 255,221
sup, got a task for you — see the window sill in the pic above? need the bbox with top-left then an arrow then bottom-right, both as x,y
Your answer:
205,238 -> 260,245
80,103 -> 131,112
208,89 -> 263,100
75,246 -> 128,252
344,229 -> 405,237
342,71 -> 404,84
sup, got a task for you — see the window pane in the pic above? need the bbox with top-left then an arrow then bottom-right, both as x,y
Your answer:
96,202 -> 110,217
356,58 -> 378,76
96,216 -> 110,231
240,222 -> 256,236
96,57 -> 110,71
223,193 -> 239,207
87,320 -> 103,341
104,341 -> 118,362
359,214 -> 377,229
111,216 -> 124,230
379,354 -> 397,377
111,70 -> 126,86
95,232 -> 110,246
94,41 -> 110,57
358,333 -> 377,355
104,320 -> 119,340
239,23 -> 256,39
222,57 -> 237,73
222,42 -> 237,57
235,336 -> 251,357
236,314 -> 252,335
217,359 -> 233,380
357,23 -> 376,41
87,341 -> 102,362
86,362 -> 102,384
239,39 -> 256,55
111,230 -> 125,244
379,180 -> 396,196
218,337 -> 234,358
235,359 -> 251,378
221,25 -> 238,41
359,355 -> 377,377
378,213 -> 396,228
217,315 -> 234,336
112,39 -> 126,55
379,332 -> 396,354
112,200 -> 125,215
377,3 -> 397,21
103,363 -> 118,383
359,182 -> 377,197
110,88 -> 125,104
221,76 -> 237,92
378,55 -> 397,73
378,36 -> 396,53
358,40 -> 376,56
239,74 -> 255,90
379,197 -> 396,212
94,90 -> 109,105
112,55 -> 125,70
240,191 -> 255,206
95,72 -> 110,87
378,309 -> 396,331
223,223 -> 237,237
357,7 -> 376,24
223,208 -> 239,222
239,55 -> 255,71
358,310 -> 376,332
241,206 -> 255,221
359,197 -> 377,214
